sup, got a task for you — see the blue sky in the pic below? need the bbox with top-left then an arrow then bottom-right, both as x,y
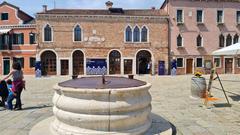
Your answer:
1,0 -> 165,16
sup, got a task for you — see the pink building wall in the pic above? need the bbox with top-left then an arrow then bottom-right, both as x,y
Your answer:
162,0 -> 240,74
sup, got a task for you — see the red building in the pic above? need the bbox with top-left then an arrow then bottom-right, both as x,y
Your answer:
0,1 -> 37,75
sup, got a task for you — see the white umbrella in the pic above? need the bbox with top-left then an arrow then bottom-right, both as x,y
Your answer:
212,42 -> 240,55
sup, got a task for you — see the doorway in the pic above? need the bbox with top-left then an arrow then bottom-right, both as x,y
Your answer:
109,50 -> 121,74
136,50 -> 152,74
41,51 -> 57,75
3,58 -> 10,75
124,59 -> 133,74
225,58 -> 233,74
186,59 -> 193,74
61,60 -> 69,75
72,50 -> 84,75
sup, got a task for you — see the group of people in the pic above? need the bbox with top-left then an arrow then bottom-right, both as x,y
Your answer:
0,62 -> 25,110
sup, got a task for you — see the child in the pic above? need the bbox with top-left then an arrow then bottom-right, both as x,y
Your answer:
6,79 -> 15,110
0,80 -> 9,107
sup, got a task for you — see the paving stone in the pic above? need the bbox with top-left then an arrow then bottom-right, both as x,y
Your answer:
0,75 -> 239,135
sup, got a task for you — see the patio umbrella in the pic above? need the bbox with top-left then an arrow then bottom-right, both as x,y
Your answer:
212,42 -> 240,55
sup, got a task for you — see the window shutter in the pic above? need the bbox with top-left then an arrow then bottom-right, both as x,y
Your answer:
21,33 -> 24,44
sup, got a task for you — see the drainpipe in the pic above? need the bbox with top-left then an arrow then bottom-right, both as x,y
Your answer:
167,17 -> 171,75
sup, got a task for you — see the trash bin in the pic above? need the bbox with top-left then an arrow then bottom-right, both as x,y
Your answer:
191,76 -> 206,98
158,61 -> 165,75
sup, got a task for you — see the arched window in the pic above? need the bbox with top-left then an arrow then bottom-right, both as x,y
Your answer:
226,34 -> 232,46
125,26 -> 132,42
219,34 -> 224,47
233,34 -> 239,44
133,26 -> 140,42
74,25 -> 82,41
44,24 -> 52,41
177,34 -> 183,47
196,34 -> 202,47
141,26 -> 148,42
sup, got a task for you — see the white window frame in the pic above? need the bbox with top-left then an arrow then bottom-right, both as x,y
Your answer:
42,23 -> 53,43
73,24 -> 83,42
217,10 -> 224,24
124,25 -> 133,43
141,25 -> 149,43
213,57 -> 221,68
133,25 -> 141,43
176,9 -> 184,24
176,57 -> 184,68
195,57 -> 204,68
196,9 -> 204,23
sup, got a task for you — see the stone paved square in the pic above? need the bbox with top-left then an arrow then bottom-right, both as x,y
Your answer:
0,74 -> 240,135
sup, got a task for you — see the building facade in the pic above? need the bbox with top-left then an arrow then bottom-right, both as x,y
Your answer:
36,3 -> 169,76
0,2 -> 37,75
161,0 -> 240,74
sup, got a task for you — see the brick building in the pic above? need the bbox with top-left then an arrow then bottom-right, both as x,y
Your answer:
0,1 -> 37,75
161,0 -> 240,74
36,2 -> 169,76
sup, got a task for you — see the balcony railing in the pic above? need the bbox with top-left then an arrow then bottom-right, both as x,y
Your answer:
0,44 -> 12,50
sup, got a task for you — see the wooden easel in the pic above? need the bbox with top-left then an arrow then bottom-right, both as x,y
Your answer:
204,64 -> 230,107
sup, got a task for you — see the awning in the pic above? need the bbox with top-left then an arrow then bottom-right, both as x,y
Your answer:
212,42 -> 240,56
0,29 -> 11,34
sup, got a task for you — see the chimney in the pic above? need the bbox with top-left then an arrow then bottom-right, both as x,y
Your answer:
43,5 -> 47,12
105,1 -> 113,9
151,6 -> 156,10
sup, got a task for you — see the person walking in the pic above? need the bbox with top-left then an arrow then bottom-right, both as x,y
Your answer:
1,62 -> 24,110
171,59 -> 177,76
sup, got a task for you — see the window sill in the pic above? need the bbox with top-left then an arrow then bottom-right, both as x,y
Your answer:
73,41 -> 84,44
177,46 -> 184,48
217,22 -> 224,25
197,46 -> 204,48
124,42 -> 150,44
43,41 -> 53,43
177,22 -> 184,25
197,22 -> 204,25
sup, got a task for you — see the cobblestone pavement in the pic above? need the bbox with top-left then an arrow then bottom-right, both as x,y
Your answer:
0,74 -> 240,135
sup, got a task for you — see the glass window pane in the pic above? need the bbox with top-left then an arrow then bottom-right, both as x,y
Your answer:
125,26 -> 132,42
141,26 -> 148,42
197,10 -> 203,23
177,58 -> 183,67
177,10 -> 183,23
196,58 -> 203,67
133,26 -> 140,42
74,25 -> 82,41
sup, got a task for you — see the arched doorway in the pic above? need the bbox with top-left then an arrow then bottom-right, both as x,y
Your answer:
41,51 -> 57,75
109,50 -> 121,74
72,50 -> 84,75
136,50 -> 152,74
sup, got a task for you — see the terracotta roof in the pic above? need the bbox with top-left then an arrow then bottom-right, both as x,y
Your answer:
37,8 -> 168,17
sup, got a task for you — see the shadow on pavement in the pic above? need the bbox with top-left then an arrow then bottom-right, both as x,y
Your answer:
213,103 -> 232,108
22,104 -> 52,111
229,95 -> 240,102
146,113 -> 176,135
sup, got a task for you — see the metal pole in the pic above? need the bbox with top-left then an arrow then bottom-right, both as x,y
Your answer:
216,72 -> 230,105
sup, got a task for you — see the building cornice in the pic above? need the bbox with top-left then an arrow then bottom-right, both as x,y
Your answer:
36,14 -> 169,22
0,24 -> 36,29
